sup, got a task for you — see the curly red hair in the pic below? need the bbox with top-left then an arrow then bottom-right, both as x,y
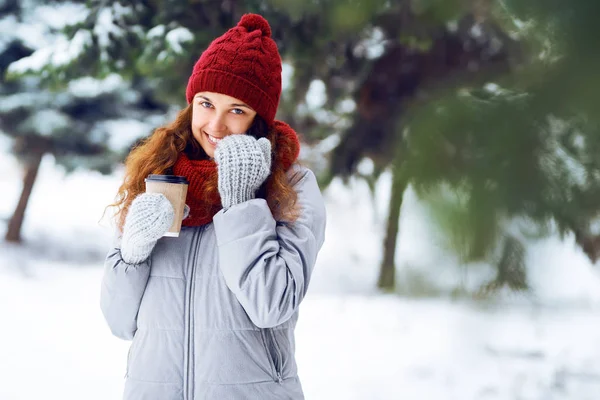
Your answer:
109,104 -> 299,232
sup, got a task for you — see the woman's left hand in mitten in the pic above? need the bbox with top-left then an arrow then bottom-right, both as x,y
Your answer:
214,134 -> 272,210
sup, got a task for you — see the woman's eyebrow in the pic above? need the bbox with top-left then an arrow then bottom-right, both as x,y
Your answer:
197,95 -> 212,103
196,95 -> 253,110
231,102 -> 253,109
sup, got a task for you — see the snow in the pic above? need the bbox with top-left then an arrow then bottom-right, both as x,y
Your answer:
356,157 -> 375,175
67,74 -> 127,98
8,30 -> 93,74
7,2 -> 133,71
22,109 -> 70,136
103,119 -> 154,152
147,24 -> 166,39
94,3 -> 133,48
2,139 -> 600,399
94,7 -> 124,62
166,27 -> 193,54
0,15 -> 19,54
484,82 -> 501,93
31,3 -> 87,31
538,118 -> 589,198
0,2 -> 87,51
0,92 -> 39,112
281,62 -> 293,92
306,79 -> 327,110
335,98 -> 357,114
3,1 -> 89,74
470,23 -> 484,39
353,27 -> 386,60
527,236 -> 600,306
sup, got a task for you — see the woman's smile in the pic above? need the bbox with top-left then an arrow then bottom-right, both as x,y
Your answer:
205,131 -> 224,146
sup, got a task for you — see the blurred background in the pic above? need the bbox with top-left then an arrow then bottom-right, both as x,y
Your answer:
1,0 -> 600,399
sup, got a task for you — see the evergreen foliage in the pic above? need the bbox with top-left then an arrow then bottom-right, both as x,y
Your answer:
4,1 -> 599,288
405,0 -> 600,268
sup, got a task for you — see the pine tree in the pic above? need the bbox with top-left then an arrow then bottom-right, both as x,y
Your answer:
0,0 -> 167,242
12,0 -> 519,289
18,0 -> 598,293
403,0 -> 600,290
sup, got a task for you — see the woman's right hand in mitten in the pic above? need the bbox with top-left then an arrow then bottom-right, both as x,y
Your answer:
120,193 -> 174,264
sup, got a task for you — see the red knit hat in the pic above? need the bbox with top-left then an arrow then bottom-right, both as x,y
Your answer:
185,14 -> 282,126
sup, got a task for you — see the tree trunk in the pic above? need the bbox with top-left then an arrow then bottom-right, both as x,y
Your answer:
495,234 -> 527,290
573,227 -> 600,264
5,151 -> 44,243
377,160 -> 408,291
479,234 -> 527,295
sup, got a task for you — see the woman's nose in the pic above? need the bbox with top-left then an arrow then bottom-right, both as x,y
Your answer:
208,113 -> 226,132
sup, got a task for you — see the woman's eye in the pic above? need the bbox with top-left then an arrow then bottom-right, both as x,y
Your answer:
200,101 -> 213,108
231,108 -> 244,115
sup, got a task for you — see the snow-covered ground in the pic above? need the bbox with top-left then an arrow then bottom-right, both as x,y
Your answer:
1,140 -> 600,400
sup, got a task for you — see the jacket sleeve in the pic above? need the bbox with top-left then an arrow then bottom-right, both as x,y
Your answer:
100,240 -> 151,340
213,166 -> 327,328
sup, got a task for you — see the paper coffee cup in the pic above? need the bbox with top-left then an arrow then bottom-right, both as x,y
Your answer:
144,175 -> 189,237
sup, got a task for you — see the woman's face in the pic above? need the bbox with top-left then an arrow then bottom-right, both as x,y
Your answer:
190,91 -> 257,158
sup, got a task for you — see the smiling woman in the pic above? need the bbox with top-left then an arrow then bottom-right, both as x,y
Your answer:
190,91 -> 258,158
101,13 -> 327,400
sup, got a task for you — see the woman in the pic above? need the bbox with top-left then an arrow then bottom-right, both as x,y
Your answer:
100,13 -> 326,400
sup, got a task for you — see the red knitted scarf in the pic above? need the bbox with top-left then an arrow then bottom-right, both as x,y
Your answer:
172,120 -> 300,226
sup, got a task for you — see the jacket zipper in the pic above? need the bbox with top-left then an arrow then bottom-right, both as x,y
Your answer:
262,328 -> 283,383
184,227 -> 203,400
270,329 -> 283,383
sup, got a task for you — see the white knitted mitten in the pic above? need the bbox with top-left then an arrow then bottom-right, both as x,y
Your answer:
120,193 -> 174,264
214,134 -> 272,210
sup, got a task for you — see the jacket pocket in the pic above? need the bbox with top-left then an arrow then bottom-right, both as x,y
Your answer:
261,328 -> 283,383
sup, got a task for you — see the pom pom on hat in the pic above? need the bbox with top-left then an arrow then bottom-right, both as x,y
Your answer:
238,13 -> 272,37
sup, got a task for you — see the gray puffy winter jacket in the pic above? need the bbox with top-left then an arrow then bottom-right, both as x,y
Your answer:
100,165 -> 326,400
